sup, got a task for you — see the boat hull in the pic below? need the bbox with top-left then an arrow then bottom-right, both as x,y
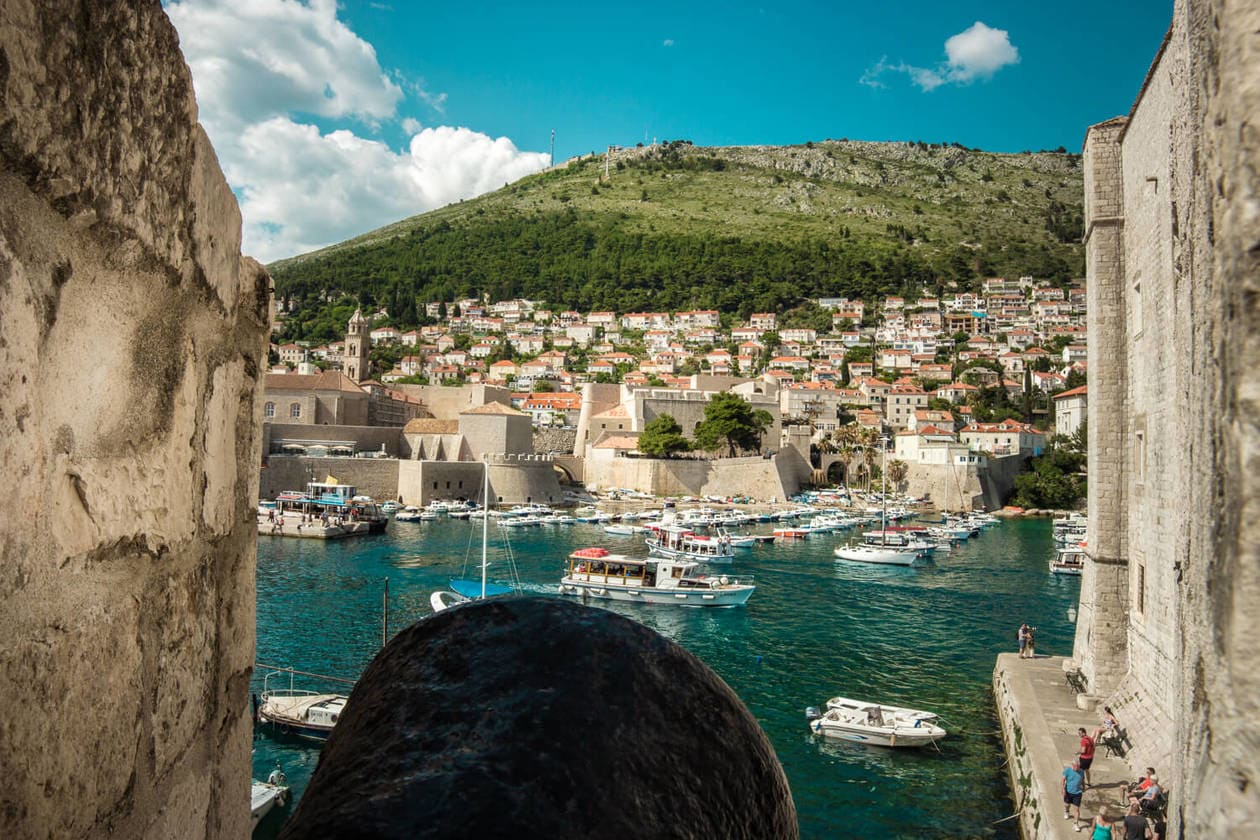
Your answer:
834,546 -> 918,566
810,718 -> 945,747
558,579 -> 753,606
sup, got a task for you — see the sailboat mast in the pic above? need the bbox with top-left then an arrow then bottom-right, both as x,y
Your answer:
481,460 -> 489,599
880,437 -> 888,544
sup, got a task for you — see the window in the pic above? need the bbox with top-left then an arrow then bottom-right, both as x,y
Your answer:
289,403 -> 301,419
264,402 -> 275,418
1134,555 -> 1146,618
1135,429 -> 1146,484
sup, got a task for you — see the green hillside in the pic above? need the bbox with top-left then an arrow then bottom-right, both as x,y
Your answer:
269,140 -> 1084,342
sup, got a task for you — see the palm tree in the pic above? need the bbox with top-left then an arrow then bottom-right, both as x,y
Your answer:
888,459 -> 909,492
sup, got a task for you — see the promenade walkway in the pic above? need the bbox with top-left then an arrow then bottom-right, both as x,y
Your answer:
993,653 -> 1136,840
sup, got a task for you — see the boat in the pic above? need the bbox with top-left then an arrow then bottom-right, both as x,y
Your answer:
251,764 -> 290,827
394,505 -> 423,522
1050,546 -> 1086,575
773,527 -> 809,540
378,500 -> 400,514
255,670 -> 348,741
645,523 -> 735,563
430,462 -> 519,613
604,523 -> 648,536
558,548 -> 754,606
272,479 -> 390,533
835,441 -> 918,566
806,696 -> 947,748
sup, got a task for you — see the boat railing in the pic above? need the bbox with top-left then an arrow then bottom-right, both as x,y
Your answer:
258,664 -> 356,699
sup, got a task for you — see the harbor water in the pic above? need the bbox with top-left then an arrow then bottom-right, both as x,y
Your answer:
252,516 -> 1078,838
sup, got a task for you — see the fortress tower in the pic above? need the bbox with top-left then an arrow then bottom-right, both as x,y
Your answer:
344,307 -> 370,383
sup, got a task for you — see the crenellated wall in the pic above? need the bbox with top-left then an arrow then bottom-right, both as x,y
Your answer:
0,2 -> 269,836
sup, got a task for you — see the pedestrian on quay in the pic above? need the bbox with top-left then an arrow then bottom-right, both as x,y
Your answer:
1026,625 -> 1037,658
1121,802 -> 1153,839
1087,807 -> 1118,840
1018,622 -> 1030,658
1062,758 -> 1086,832
1077,727 -> 1096,786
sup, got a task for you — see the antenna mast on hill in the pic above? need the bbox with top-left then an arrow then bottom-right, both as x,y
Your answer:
550,129 -> 555,167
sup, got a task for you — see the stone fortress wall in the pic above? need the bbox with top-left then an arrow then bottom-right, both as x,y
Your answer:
1072,1 -> 1260,834
0,2 -> 270,837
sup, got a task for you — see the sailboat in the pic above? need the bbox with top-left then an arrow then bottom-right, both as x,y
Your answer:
835,438 -> 919,566
430,461 -> 518,612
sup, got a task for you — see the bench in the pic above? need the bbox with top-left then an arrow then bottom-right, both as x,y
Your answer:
1065,668 -> 1088,694
1100,726 -> 1129,757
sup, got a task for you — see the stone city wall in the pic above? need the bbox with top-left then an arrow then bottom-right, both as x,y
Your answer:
586,455 -> 794,500
260,457 -> 401,503
533,427 -> 577,455
0,2 -> 269,836
262,422 -> 403,456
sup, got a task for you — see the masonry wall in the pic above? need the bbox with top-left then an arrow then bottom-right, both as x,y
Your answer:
584,454 -> 794,500
1072,1 -> 1260,833
260,457 -> 401,503
0,3 -> 269,836
263,423 -> 403,456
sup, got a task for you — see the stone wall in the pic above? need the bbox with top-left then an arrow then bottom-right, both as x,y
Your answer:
0,2 -> 269,837
262,422 -> 403,456
1073,1 -> 1260,834
260,457 -> 401,503
585,454 -> 795,501
533,427 -> 577,455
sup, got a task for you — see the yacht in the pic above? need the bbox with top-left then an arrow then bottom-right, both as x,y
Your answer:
806,696 -> 947,748
645,523 -> 735,563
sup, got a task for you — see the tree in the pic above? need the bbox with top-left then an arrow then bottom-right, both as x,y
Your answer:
888,459 -> 909,490
693,393 -> 771,457
637,415 -> 691,458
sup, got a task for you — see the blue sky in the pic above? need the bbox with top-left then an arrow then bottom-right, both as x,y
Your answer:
166,0 -> 1172,261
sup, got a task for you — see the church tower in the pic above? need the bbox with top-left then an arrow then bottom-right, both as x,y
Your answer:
344,307 -> 370,382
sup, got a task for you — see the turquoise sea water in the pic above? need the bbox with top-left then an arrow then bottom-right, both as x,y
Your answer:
252,516 -> 1077,839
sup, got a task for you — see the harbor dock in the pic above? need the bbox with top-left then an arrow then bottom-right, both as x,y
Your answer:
993,653 -> 1135,840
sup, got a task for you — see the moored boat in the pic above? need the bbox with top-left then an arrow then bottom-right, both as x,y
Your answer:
558,548 -> 754,606
1050,546 -> 1086,575
806,696 -> 946,748
645,523 -> 735,563
255,670 -> 348,741
251,771 -> 289,827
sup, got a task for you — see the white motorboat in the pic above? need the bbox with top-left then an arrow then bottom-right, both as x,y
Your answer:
394,505 -> 423,522
558,548 -> 754,606
378,500 -> 400,514
807,696 -> 947,748
1050,546 -> 1086,575
645,523 -> 735,563
604,523 -> 648,536
251,774 -> 289,826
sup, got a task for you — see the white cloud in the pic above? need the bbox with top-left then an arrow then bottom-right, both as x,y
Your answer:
860,21 -> 1019,92
232,120 -> 549,262
943,22 -> 1020,83
166,0 -> 548,262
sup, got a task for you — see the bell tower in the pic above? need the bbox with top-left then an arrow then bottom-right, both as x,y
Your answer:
344,307 -> 370,382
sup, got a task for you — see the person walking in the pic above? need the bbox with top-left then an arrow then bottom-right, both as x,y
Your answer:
1077,727 -> 1097,786
1088,807 -> 1118,840
1121,802 -> 1153,839
1062,758 -> 1086,832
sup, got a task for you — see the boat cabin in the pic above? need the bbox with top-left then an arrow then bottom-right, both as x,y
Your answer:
305,696 -> 346,728
566,548 -> 718,590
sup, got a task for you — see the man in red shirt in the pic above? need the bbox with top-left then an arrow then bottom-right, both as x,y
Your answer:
1077,727 -> 1096,786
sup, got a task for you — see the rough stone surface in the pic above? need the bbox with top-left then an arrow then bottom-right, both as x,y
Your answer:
1071,1 -> 1260,836
280,598 -> 798,839
0,2 -> 269,838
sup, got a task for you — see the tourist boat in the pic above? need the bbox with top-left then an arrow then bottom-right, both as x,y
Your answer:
1050,546 -> 1086,575
379,500 -> 400,514
835,441 -> 919,566
394,505 -> 423,522
255,670 -> 348,741
431,462 -> 518,612
558,548 -> 754,606
645,523 -> 735,563
806,696 -> 947,748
